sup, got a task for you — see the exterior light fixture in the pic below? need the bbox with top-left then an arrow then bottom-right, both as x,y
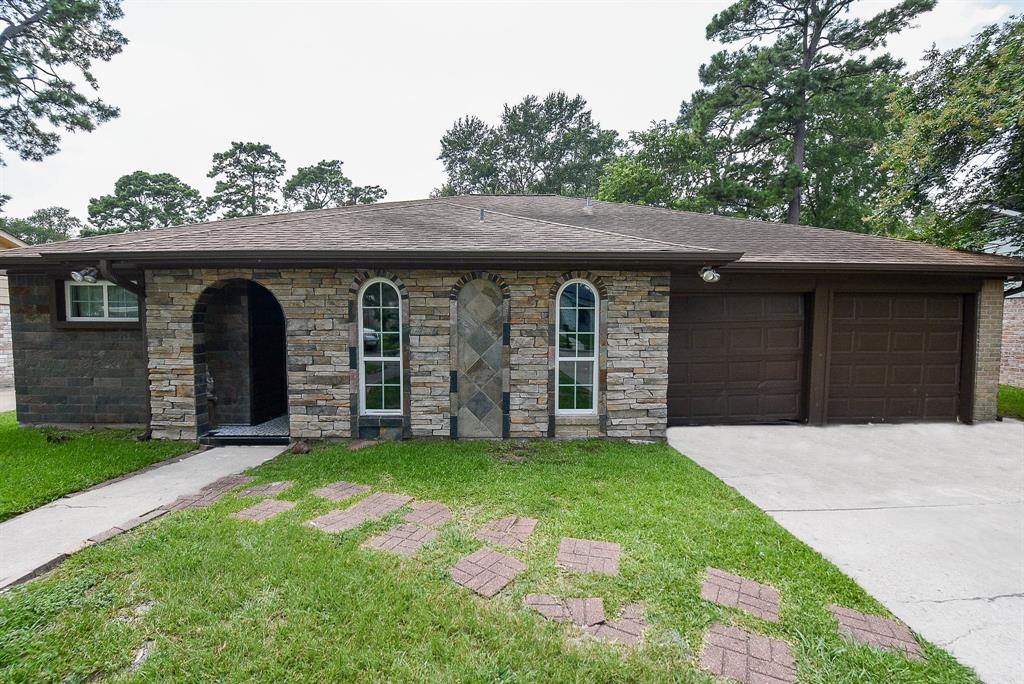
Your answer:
70,267 -> 99,283
698,266 -> 721,283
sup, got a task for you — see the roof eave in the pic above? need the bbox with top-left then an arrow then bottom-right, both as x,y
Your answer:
0,249 -> 744,271
725,260 -> 1024,277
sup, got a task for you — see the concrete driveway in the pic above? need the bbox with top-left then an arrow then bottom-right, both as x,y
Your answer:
668,421 -> 1024,684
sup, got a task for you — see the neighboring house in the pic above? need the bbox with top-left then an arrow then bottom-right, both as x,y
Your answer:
1001,293 -> 1024,387
0,229 -> 28,389
0,195 -> 1021,442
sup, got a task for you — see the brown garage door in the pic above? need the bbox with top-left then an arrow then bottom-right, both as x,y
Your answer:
827,293 -> 963,422
668,294 -> 808,424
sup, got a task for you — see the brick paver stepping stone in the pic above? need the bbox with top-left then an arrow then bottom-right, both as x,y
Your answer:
307,492 -> 413,533
524,594 -> 605,627
164,474 -> 255,511
701,568 -> 780,622
238,480 -> 294,497
312,481 -> 370,502
475,516 -> 538,549
232,499 -> 296,523
828,604 -> 925,661
363,523 -> 439,557
585,603 -> 647,646
450,548 -> 525,597
404,500 -> 452,528
556,537 -> 621,576
700,623 -> 797,684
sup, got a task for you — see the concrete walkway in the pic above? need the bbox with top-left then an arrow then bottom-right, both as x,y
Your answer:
0,445 -> 286,590
0,386 -> 14,413
668,421 -> 1024,684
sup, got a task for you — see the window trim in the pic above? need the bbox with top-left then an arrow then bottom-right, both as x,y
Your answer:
357,277 -> 403,416
555,278 -> 599,415
64,280 -> 140,322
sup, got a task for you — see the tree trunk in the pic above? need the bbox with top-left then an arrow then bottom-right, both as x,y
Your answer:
787,117 -> 807,224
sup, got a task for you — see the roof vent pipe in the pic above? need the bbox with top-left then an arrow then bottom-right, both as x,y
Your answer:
479,208 -> 485,222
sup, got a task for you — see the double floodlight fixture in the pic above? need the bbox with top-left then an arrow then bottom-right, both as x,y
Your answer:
70,267 -> 99,283
698,266 -> 721,284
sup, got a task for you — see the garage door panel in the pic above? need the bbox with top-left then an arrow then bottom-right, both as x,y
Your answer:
669,293 -> 807,424
894,297 -> 927,318
928,296 -> 963,318
827,293 -> 963,423
928,331 -> 961,352
730,328 -> 765,349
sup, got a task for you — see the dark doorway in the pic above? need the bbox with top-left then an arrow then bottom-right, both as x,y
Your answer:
249,283 -> 289,423
194,279 -> 288,441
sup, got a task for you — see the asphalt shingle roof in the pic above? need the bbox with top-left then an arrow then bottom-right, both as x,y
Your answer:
0,195 -> 1020,275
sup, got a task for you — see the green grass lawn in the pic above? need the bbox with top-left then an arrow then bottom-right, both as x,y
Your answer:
998,384 -> 1024,420
0,439 -> 978,683
0,412 -> 194,522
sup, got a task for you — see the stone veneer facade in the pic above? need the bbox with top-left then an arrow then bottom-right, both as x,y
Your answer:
999,296 -> 1023,389
146,268 -> 670,441
974,279 -> 1005,420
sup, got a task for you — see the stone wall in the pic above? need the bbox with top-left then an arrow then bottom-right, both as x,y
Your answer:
9,274 -> 148,426
146,267 -> 671,441
147,268 -> 352,440
973,279 -> 1005,420
0,273 -> 12,388
603,272 -> 671,439
1000,297 -> 1024,388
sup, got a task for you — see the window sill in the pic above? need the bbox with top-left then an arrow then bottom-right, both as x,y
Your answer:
54,319 -> 142,331
555,414 -> 600,425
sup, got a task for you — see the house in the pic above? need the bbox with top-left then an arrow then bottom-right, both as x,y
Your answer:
0,195 -> 1020,443
1001,292 -> 1023,387
0,229 -> 28,390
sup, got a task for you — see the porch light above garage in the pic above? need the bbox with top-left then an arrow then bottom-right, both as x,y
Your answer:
698,266 -> 721,283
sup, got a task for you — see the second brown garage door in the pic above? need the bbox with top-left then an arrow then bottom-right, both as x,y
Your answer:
827,293 -> 964,422
668,294 -> 808,424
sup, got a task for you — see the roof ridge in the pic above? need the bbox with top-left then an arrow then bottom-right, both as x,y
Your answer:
442,199 -> 721,253
580,197 -> 999,258
57,199 -> 445,254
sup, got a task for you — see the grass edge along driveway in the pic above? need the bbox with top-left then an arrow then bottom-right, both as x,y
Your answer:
0,412 -> 195,522
0,438 -> 981,683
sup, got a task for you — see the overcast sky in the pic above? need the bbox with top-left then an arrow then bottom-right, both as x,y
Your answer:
2,0 -> 1018,221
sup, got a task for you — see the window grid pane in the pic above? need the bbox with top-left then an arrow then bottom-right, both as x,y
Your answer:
556,281 -> 598,414
360,281 -> 402,413
107,285 -> 139,319
69,285 -> 105,318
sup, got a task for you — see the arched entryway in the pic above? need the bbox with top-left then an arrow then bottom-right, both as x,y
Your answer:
193,279 -> 289,442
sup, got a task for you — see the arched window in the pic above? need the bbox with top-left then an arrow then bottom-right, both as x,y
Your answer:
556,279 -> 598,414
359,278 -> 402,414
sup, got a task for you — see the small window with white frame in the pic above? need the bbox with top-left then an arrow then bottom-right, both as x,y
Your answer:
358,278 -> 403,414
556,279 -> 598,414
65,280 -> 140,321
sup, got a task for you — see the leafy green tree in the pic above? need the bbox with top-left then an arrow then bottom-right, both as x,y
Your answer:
0,0 -> 126,166
701,0 -> 934,224
873,17 -> 1024,257
438,92 -> 621,196
282,160 -> 388,210
208,142 -> 286,218
599,92 -> 784,218
84,171 -> 209,236
348,184 -> 387,206
1,206 -> 82,244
